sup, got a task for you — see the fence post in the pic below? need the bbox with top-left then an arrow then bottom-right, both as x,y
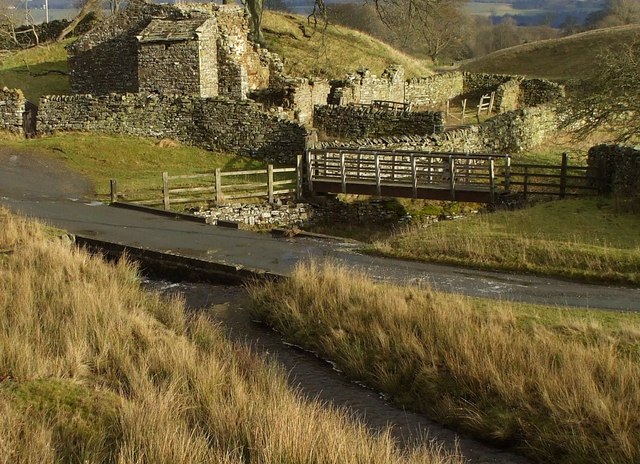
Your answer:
296,154 -> 303,200
504,156 -> 511,192
110,179 -> 118,204
489,158 -> 496,204
559,152 -> 568,199
340,152 -> 346,194
448,156 -> 455,200
411,156 -> 417,199
461,99 -> 466,123
215,168 -> 223,205
267,164 -> 274,204
162,172 -> 170,211
306,149 -> 314,194
375,153 -> 381,197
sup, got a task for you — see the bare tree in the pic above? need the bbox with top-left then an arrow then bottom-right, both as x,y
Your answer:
57,0 -> 100,41
415,1 -> 468,62
563,36 -> 640,143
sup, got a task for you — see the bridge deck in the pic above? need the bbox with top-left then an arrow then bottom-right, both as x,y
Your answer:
306,148 -> 512,203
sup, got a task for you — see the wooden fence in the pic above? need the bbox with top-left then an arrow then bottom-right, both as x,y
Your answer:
110,156 -> 303,210
509,153 -> 601,199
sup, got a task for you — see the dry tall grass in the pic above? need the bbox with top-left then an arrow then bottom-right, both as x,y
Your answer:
0,208 -> 460,464
250,260 -> 640,464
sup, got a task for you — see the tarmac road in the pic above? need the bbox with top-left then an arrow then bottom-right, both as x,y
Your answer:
1,146 -> 639,311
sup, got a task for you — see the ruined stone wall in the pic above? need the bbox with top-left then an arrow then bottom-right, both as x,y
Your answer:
0,88 -> 25,134
248,78 -> 330,126
587,144 -> 640,196
138,40 -> 202,96
404,72 -> 464,107
215,6 -> 270,98
314,105 -> 444,140
37,94 -> 307,163
495,79 -> 522,113
328,66 -> 405,105
462,72 -> 513,96
316,105 -> 559,155
519,79 -> 565,107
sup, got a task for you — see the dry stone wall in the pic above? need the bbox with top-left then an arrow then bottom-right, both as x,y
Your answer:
37,94 -> 307,163
0,88 -> 25,134
314,105 -> 444,139
587,144 -> 640,196
404,72 -> 464,107
329,66 -> 405,105
316,105 -> 559,155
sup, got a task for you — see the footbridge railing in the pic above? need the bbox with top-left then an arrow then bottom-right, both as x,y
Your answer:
306,148 -> 512,203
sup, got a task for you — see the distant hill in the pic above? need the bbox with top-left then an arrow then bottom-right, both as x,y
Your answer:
262,12 -> 431,79
460,24 -> 640,81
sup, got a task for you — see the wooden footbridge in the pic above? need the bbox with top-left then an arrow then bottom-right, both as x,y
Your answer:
306,148 -> 512,203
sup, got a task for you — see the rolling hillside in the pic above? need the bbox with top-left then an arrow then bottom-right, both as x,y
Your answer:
461,24 -> 640,81
262,12 -> 431,79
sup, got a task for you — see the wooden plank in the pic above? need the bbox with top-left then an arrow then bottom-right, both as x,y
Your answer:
168,186 -> 217,194
273,167 -> 297,173
296,154 -> 303,200
220,169 -> 267,177
168,173 -> 216,180
448,156 -> 455,201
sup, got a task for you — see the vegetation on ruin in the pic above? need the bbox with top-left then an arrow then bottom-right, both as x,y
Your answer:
0,208 -> 460,463
250,259 -> 640,464
460,23 -> 640,80
369,197 -> 640,285
0,132 -> 262,201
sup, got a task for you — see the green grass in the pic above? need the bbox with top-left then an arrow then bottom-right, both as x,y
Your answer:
371,197 -> 640,285
460,24 -> 640,81
0,40 -> 70,103
262,12 -> 431,79
250,260 -> 640,464
1,133 -> 262,200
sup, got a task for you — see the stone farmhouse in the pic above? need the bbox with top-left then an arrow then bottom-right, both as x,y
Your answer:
0,0 -> 567,162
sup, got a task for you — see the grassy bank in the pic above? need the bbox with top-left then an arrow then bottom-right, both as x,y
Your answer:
1,133 -> 261,199
250,260 -> 640,464
0,40 -> 70,103
460,24 -> 640,81
370,198 -> 640,285
262,12 -> 431,79
0,208 -> 459,463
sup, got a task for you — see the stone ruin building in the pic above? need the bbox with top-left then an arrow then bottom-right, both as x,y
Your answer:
67,0 -> 275,99
0,0 -> 568,162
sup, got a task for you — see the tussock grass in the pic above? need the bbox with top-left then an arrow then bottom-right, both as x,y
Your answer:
0,207 -> 459,463
370,198 -> 640,285
250,260 -> 640,464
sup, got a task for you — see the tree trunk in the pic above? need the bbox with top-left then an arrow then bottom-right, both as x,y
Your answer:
56,0 -> 99,41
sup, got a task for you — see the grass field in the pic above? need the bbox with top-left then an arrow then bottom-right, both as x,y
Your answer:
0,40 -> 70,103
0,132 -> 262,200
460,24 -> 640,80
0,208 -> 460,463
370,197 -> 640,285
250,260 -> 640,464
